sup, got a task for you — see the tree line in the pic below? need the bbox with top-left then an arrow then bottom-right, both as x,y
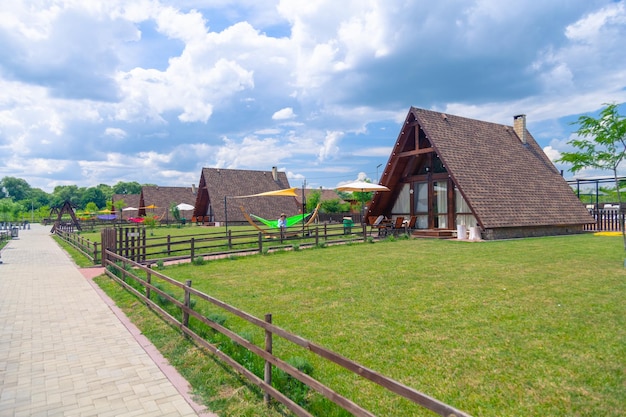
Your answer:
0,178 -> 150,222
0,177 -> 363,223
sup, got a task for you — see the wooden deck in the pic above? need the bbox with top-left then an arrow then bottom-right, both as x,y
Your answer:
410,229 -> 456,239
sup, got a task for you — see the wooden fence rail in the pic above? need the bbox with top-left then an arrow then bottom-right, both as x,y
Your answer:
103,250 -> 472,417
57,222 -> 370,265
126,224 -> 366,264
55,228 -> 100,263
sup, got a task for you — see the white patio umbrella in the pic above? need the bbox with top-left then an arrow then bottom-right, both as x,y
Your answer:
122,207 -> 138,211
336,181 -> 390,223
175,203 -> 195,211
336,181 -> 390,192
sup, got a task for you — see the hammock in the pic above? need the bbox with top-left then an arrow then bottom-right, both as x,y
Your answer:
238,204 -> 321,237
250,212 -> 312,228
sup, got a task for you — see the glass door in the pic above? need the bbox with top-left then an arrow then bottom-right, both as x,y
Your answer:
413,180 -> 449,229
414,182 -> 429,229
433,181 -> 447,229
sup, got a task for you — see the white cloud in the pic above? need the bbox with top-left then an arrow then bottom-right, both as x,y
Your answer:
104,127 -> 127,139
318,130 -> 343,162
543,145 -> 561,163
272,107 -> 296,120
0,1 -> 625,191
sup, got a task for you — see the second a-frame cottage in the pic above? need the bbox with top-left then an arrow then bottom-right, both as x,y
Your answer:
193,167 -> 300,225
369,107 -> 594,240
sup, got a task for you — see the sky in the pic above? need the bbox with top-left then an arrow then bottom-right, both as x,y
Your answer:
1,0 -> 625,193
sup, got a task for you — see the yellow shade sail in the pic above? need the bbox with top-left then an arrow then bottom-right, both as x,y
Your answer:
232,187 -> 298,198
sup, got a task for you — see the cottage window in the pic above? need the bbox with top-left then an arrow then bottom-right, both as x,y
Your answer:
455,188 -> 476,227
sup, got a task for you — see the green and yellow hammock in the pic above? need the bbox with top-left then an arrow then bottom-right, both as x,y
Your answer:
250,212 -> 311,228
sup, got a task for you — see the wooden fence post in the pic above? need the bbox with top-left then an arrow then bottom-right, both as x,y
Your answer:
258,232 -> 263,254
146,270 -> 152,305
190,238 -> 195,261
183,280 -> 192,334
315,227 -> 319,246
141,227 -> 146,263
100,228 -> 116,267
94,242 -> 99,264
264,313 -> 273,406
167,235 -> 171,256
228,230 -> 232,249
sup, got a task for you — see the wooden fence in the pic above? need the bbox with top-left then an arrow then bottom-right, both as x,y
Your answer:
55,222 -> 372,266
97,223 -> 366,265
103,250 -> 472,417
55,228 -> 101,263
583,208 -> 624,231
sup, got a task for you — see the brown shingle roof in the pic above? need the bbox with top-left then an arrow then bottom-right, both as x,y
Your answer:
195,168 -> 299,223
111,193 -> 141,218
377,107 -> 593,229
139,186 -> 196,220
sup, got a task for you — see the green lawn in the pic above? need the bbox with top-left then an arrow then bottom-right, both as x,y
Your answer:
95,233 -> 625,417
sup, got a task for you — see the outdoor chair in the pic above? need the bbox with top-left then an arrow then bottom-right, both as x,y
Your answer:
407,215 -> 417,231
390,216 -> 405,236
369,215 -> 387,237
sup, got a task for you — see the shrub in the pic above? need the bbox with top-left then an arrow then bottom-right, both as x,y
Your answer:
206,313 -> 227,327
153,283 -> 174,306
273,357 -> 314,406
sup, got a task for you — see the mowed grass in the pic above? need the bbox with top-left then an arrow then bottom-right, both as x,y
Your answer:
78,224 -> 225,243
98,233 -> 625,416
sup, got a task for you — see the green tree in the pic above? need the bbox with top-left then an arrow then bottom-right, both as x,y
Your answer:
81,187 -> 107,209
85,202 -> 99,214
321,198 -> 350,213
50,185 -> 80,208
112,181 -> 142,195
170,203 -> 181,222
557,103 -> 626,249
0,177 -> 31,201
0,198 -> 12,221
113,198 -> 126,212
27,188 -> 51,208
96,183 -> 113,202
305,190 -> 321,212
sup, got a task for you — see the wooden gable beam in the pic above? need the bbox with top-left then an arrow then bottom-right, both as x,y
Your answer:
396,147 -> 435,158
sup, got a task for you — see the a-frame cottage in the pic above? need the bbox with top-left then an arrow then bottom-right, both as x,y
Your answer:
193,167 -> 300,225
138,186 -> 197,222
369,107 -> 594,240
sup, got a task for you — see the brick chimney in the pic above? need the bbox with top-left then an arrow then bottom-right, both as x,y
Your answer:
513,114 -> 527,144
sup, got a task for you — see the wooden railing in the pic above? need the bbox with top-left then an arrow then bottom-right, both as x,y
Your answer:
103,250 -> 472,417
584,208 -> 624,231
56,223 -> 372,265
123,224 -> 367,264
55,228 -> 100,263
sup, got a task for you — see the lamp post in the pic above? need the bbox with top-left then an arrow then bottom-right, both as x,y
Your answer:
376,164 -> 382,182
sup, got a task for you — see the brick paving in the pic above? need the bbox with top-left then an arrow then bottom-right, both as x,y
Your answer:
0,224 -> 214,416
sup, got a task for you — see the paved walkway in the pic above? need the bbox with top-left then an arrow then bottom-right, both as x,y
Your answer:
0,224 -> 214,417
